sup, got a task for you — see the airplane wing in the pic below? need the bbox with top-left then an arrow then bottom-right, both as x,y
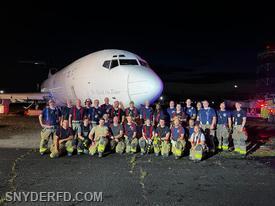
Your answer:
0,92 -> 51,103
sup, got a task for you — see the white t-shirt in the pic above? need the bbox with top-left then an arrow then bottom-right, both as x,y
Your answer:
190,132 -> 205,145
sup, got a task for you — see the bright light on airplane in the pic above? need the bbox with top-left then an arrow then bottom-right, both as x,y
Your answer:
0,90 -> 4,94
0,50 -> 163,107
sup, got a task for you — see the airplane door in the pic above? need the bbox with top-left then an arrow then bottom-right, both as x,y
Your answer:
64,68 -> 78,101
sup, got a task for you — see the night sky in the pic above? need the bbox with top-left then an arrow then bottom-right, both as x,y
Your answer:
1,2 -> 275,101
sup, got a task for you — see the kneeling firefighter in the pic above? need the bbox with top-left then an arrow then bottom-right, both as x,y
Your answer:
139,119 -> 155,155
50,120 -> 74,158
109,116 -> 125,154
124,116 -> 138,153
189,125 -> 208,161
154,119 -> 171,157
77,117 -> 92,155
88,118 -> 109,157
170,117 -> 186,159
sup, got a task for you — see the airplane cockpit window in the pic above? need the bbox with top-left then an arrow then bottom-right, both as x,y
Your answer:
103,60 -> 111,69
139,60 -> 149,67
119,59 -> 138,66
110,59 -> 119,69
119,54 -> 125,57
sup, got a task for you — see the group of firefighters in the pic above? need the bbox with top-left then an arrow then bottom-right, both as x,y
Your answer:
38,97 -> 248,161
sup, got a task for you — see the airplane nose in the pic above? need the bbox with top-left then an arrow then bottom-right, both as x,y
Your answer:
128,68 -> 163,105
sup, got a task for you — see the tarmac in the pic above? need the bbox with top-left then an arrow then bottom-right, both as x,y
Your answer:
0,115 -> 275,205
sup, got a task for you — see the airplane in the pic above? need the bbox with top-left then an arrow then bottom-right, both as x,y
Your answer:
0,49 -> 163,107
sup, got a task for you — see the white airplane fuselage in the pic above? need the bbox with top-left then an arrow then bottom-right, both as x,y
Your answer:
41,50 -> 163,106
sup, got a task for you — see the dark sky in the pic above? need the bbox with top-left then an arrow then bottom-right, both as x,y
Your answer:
1,2 -> 275,100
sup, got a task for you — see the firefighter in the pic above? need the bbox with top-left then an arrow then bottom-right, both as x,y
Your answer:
77,117 -> 92,155
154,119 -> 171,157
69,99 -> 85,150
170,117 -> 186,159
187,119 -> 195,139
109,116 -> 125,154
88,118 -> 109,157
139,119 -> 155,155
84,98 -> 93,118
197,100 -> 217,153
103,113 -> 111,128
196,101 -> 202,112
185,99 -> 197,121
216,102 -> 232,151
140,100 -> 154,123
61,99 -> 72,122
90,99 -> 103,127
125,101 -> 139,122
167,100 -> 176,123
39,99 -> 61,155
110,100 -> 125,123
124,116 -> 138,153
50,119 -> 74,158
172,103 -> 187,126
189,125 -> 208,161
232,102 -> 248,155
153,103 -> 165,127
101,97 -> 113,116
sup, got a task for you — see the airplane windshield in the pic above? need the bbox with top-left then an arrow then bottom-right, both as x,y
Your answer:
139,60 -> 149,67
119,59 -> 138,66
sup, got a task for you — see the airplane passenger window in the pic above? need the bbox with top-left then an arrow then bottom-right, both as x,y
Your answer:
110,59 -> 119,68
119,59 -> 138,65
103,60 -> 111,69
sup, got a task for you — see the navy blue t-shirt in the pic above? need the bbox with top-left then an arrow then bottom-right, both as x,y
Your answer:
61,106 -> 72,120
42,107 -> 61,126
124,123 -> 136,140
167,107 -> 176,120
56,127 -> 73,140
198,108 -> 216,125
185,106 -> 197,119
217,110 -> 231,125
155,126 -> 170,138
232,109 -> 246,125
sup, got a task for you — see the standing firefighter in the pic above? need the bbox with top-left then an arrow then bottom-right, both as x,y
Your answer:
172,103 -> 187,126
124,116 -> 138,153
88,118 -> 109,157
125,101 -> 139,122
139,119 -> 155,155
77,117 -> 92,155
167,100 -> 176,123
110,100 -> 125,124
61,99 -> 72,122
50,120 -> 74,158
109,116 -> 125,154
232,102 -> 248,155
153,103 -> 165,127
100,97 -> 113,116
170,118 -> 186,159
154,119 -> 171,157
216,102 -> 232,151
140,100 -> 154,123
84,98 -> 93,118
90,99 -> 103,127
189,125 -> 207,161
197,100 -> 217,152
185,99 -> 197,121
69,99 -> 85,150
39,99 -> 61,155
